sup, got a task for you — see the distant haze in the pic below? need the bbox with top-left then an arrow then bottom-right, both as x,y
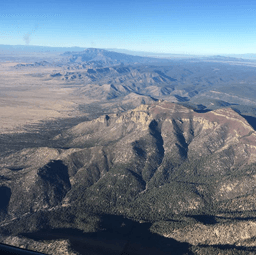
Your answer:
1,44 -> 256,60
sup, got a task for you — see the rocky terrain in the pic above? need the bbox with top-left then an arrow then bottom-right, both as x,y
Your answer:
2,47 -> 256,134
49,48 -> 256,115
1,47 -> 256,254
1,100 -> 256,254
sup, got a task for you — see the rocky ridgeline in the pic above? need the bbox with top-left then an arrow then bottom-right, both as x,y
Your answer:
1,101 -> 256,254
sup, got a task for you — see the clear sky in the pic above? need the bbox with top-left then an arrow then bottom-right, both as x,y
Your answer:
1,0 -> 256,55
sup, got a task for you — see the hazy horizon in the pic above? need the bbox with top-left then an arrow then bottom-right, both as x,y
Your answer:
1,44 -> 256,58
2,0 -> 256,55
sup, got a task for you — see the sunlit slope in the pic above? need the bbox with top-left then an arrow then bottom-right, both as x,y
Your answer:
1,101 -> 256,220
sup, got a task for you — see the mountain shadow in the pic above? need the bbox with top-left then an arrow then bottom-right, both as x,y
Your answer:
0,186 -> 11,221
188,215 -> 217,225
0,186 -> 11,212
21,214 -> 193,255
242,115 -> 256,130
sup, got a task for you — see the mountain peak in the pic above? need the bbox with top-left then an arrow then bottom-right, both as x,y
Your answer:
2,101 -> 256,254
61,47 -> 167,66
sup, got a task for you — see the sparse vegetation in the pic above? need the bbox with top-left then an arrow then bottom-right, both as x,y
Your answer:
1,49 -> 256,254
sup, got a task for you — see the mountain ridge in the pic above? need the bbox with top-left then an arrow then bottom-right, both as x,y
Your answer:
61,48 -> 170,66
1,101 -> 256,254
1,101 -> 256,215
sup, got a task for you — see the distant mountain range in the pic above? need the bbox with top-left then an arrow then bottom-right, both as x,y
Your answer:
2,44 -> 256,60
61,48 -> 170,66
45,50 -> 256,113
12,47 -> 256,118
0,44 -> 85,53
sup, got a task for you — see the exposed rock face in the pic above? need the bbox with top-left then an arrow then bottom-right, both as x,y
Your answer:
1,101 -> 256,254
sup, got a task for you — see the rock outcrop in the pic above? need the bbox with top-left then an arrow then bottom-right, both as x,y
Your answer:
1,101 -> 256,254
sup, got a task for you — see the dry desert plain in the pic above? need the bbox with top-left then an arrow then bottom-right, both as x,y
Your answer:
0,62 -> 92,134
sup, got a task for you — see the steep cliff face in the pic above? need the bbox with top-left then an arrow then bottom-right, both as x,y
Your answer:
1,101 -> 256,254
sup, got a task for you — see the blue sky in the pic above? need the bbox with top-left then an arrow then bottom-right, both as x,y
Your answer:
1,0 -> 256,54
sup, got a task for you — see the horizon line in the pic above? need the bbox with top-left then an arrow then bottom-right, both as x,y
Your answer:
0,43 -> 256,56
